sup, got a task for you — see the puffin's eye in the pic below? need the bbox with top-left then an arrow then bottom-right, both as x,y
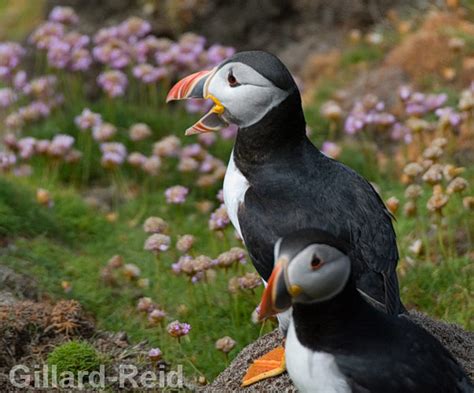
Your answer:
227,71 -> 238,87
310,255 -> 324,270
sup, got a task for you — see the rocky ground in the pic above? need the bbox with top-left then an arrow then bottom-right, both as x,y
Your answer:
206,313 -> 474,392
0,266 -> 195,392
2,264 -> 472,392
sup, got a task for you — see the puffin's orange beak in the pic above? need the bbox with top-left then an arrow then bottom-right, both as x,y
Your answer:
166,69 -> 214,102
166,68 -> 229,136
259,258 -> 293,321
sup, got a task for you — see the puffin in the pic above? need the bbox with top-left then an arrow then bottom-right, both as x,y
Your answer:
259,228 -> 473,393
167,50 -> 405,383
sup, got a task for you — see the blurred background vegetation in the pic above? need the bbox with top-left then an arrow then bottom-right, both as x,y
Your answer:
0,0 -> 472,388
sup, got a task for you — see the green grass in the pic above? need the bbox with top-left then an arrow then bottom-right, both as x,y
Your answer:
0,171 -> 269,380
0,11 -> 472,382
0,0 -> 45,41
1,126 -> 472,382
340,43 -> 385,67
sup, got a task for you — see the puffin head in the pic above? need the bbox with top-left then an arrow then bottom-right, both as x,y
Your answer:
259,228 -> 351,320
166,50 -> 299,135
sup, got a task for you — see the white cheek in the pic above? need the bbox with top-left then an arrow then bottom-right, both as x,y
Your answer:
208,77 -> 288,127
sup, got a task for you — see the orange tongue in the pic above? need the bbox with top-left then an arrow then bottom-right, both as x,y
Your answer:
241,346 -> 286,387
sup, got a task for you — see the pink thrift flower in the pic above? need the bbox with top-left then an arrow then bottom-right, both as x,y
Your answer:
0,88 -> 17,108
97,70 -> 128,97
29,22 -> 65,50
48,134 -> 75,157
148,348 -> 162,361
70,48 -> 92,71
92,122 -> 117,142
75,108 -> 102,131
144,233 -> 171,254
100,142 -> 127,168
118,17 -> 151,41
0,151 -> 16,171
48,6 -> 79,25
209,204 -> 230,231
167,320 -> 191,338
165,185 -> 189,204
0,42 -> 25,79
321,141 -> 342,159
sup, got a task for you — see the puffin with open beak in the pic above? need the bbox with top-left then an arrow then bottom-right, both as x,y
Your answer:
167,50 -> 405,385
259,228 -> 473,393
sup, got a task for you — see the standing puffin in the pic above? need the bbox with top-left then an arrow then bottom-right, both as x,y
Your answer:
259,228 -> 473,393
167,50 -> 405,382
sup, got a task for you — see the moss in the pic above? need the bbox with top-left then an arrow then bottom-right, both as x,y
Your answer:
47,341 -> 102,377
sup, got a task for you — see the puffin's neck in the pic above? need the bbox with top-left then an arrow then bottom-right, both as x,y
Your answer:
292,280 -> 372,349
233,90 -> 307,176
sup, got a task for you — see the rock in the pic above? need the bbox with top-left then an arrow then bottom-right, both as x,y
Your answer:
205,311 -> 473,392
203,330 -> 293,393
0,265 -> 39,303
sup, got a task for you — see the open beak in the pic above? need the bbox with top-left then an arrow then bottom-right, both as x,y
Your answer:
258,257 -> 295,321
166,68 -> 228,136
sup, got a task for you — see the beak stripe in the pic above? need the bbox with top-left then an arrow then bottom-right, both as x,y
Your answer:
166,69 -> 213,102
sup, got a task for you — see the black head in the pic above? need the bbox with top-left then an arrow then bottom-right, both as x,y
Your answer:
275,228 -> 351,263
218,50 -> 298,92
167,50 -> 304,134
259,228 -> 352,319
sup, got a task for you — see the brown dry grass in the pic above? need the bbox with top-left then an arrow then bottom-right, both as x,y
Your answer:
385,10 -> 474,82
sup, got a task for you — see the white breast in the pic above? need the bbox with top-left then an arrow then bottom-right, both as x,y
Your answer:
223,150 -> 249,239
286,320 -> 351,393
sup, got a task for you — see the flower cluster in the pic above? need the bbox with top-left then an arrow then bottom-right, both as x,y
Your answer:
165,185 -> 189,204
401,136 -> 469,214
228,272 -> 262,294
144,233 -> 171,254
143,216 -> 169,234
335,83 -> 472,149
0,42 -> 25,80
1,133 -> 80,164
172,255 -> 215,283
215,336 -> 236,354
216,247 -> 247,269
100,255 -> 149,288
100,142 -> 127,169
97,70 -> 128,97
208,204 -> 230,231
344,94 -> 395,135
136,297 -> 167,326
167,320 -> 191,338
75,108 -> 102,131
26,10 -> 234,102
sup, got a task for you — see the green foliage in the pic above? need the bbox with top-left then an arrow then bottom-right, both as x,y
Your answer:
340,44 -> 384,66
47,341 -> 102,377
0,178 -> 59,238
0,7 -> 472,382
401,256 -> 473,328
0,178 -> 107,244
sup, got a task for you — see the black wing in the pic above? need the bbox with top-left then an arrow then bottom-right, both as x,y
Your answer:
335,317 -> 473,393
